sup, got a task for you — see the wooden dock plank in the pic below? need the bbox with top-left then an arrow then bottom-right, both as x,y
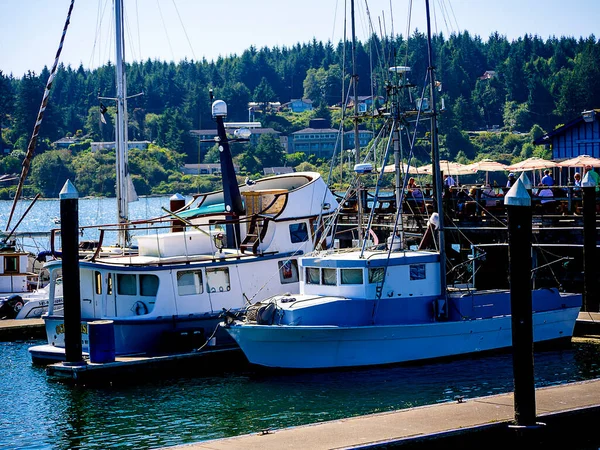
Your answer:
0,318 -> 44,341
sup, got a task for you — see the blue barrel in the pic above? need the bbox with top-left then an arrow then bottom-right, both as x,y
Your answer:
88,320 -> 115,363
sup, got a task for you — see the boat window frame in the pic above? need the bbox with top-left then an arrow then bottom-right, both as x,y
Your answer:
140,274 -> 159,297
368,268 -> 385,284
4,255 -> 19,274
341,268 -> 364,285
305,267 -> 320,285
410,264 -> 427,281
206,267 -> 231,293
278,260 -> 299,284
177,269 -> 204,296
117,273 -> 137,296
321,268 -> 337,286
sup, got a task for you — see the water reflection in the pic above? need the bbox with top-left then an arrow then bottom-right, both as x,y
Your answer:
2,339 -> 600,449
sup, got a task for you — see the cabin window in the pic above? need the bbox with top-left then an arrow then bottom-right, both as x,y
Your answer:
278,260 -> 299,284
107,275 -> 113,295
177,270 -> 203,296
4,256 -> 18,273
117,274 -> 137,295
368,268 -> 385,284
95,271 -> 102,295
410,264 -> 426,280
341,268 -> 363,285
289,222 -> 309,243
140,274 -> 159,296
306,267 -> 320,284
206,268 -> 230,293
322,268 -> 337,285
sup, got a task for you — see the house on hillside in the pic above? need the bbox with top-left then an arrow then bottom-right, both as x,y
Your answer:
534,109 -> 600,159
281,98 -> 313,113
291,127 -> 339,158
90,141 -> 151,152
182,163 -> 240,176
479,70 -> 497,80
189,127 -> 283,156
348,95 -> 384,113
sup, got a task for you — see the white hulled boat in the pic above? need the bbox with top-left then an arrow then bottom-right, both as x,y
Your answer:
29,0 -> 338,363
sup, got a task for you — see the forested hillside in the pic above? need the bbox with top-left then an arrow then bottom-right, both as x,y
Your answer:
0,31 -> 599,197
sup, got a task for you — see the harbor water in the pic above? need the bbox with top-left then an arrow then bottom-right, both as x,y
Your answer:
2,339 -> 600,449
2,197 -> 600,449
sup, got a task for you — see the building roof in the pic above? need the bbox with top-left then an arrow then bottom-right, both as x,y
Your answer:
534,109 -> 600,145
292,127 -> 339,135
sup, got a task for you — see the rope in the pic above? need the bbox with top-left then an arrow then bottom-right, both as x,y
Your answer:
6,0 -> 76,232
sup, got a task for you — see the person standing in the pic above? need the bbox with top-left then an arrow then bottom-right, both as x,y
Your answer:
506,173 -> 517,188
443,174 -> 456,187
541,169 -> 554,186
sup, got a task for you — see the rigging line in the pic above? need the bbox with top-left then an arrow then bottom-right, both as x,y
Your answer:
170,0 -> 196,61
136,0 -> 142,63
123,5 -> 140,63
6,0 -> 76,233
88,0 -> 109,69
404,0 -> 412,70
445,0 -> 461,34
436,0 -> 451,36
156,0 -> 175,63
331,0 -> 340,44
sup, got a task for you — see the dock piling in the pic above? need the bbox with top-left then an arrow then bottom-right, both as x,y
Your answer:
582,174 -> 598,312
60,180 -> 84,365
505,179 -> 537,427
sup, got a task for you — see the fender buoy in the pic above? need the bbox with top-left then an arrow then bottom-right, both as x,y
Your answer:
133,301 -> 148,316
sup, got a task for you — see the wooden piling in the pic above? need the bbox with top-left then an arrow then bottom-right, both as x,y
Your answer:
582,179 -> 598,312
60,180 -> 83,365
505,178 -> 536,427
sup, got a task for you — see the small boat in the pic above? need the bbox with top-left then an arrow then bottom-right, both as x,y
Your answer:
222,246 -> 581,369
0,278 -> 63,320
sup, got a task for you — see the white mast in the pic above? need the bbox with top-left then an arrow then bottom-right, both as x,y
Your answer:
114,0 -> 129,247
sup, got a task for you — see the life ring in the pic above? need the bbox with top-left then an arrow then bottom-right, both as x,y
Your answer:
133,301 -> 148,316
8,295 -> 24,314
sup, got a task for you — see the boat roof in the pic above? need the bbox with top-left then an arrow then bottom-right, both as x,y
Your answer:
301,250 -> 439,268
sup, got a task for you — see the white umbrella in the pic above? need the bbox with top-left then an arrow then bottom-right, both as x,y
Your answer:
380,163 -> 422,175
417,160 -> 477,176
557,154 -> 600,168
506,157 -> 558,172
465,159 -> 508,184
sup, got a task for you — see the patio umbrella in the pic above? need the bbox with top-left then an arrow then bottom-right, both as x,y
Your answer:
417,160 -> 477,176
465,159 -> 508,172
506,157 -> 558,186
505,157 -> 558,172
465,159 -> 508,184
380,162 -> 422,174
557,154 -> 600,168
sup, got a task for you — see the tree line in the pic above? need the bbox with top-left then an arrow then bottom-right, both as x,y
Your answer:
0,31 -> 598,197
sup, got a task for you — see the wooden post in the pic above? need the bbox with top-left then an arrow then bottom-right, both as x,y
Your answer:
505,178 -> 536,427
582,173 -> 598,312
60,180 -> 84,365
170,193 -> 186,233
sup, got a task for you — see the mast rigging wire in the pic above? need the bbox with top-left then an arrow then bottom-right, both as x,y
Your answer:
6,0 -> 76,233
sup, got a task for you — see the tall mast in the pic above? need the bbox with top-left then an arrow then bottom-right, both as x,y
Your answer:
114,0 -> 129,247
425,0 -> 447,297
350,0 -> 364,247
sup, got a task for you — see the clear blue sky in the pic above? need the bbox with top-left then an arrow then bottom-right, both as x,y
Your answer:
1,0 -> 598,77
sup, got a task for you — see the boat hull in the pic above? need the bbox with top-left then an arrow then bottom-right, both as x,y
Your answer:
31,312 -> 235,363
225,307 -> 581,369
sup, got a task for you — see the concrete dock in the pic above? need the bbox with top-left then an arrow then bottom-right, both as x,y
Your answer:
172,379 -> 600,449
0,318 -> 44,341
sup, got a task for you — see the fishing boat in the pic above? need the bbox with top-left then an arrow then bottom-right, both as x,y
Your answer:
220,0 -> 582,370
29,0 -> 338,363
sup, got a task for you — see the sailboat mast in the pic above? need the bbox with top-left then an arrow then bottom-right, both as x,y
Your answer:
425,0 -> 447,296
350,0 -> 364,246
114,0 -> 129,247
